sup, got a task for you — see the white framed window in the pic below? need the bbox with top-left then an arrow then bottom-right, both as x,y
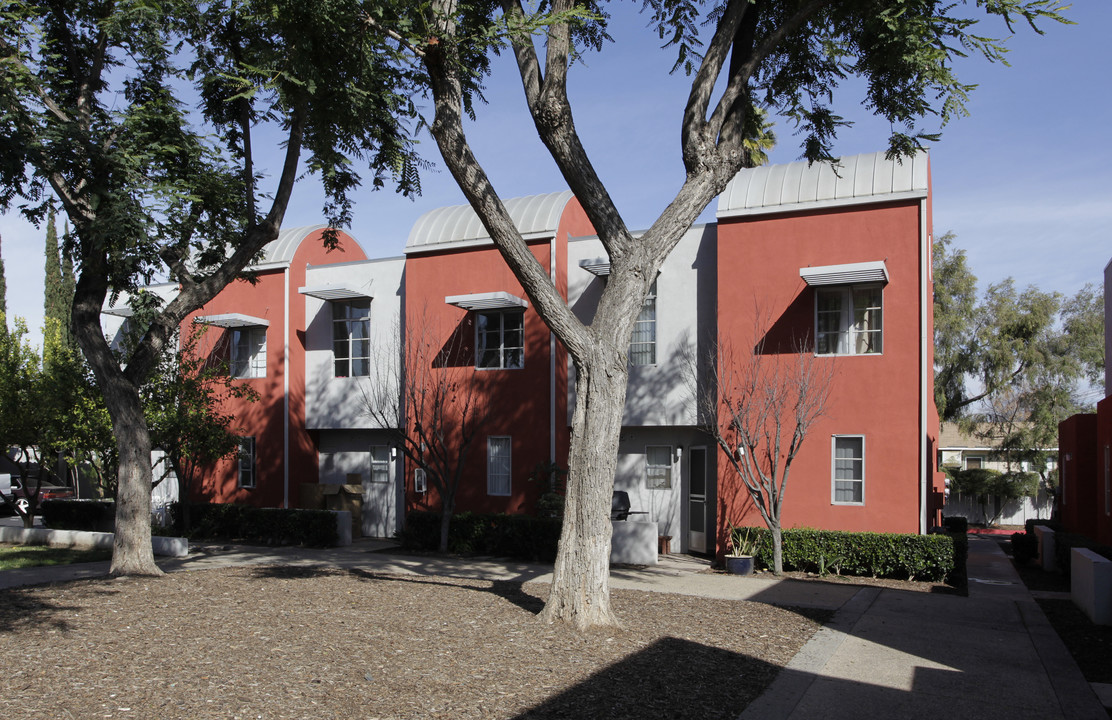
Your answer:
370,446 -> 390,484
414,468 -> 427,493
333,299 -> 372,377
630,279 -> 657,366
816,285 -> 882,355
476,310 -> 524,369
964,456 -> 984,470
238,436 -> 256,489
231,327 -> 267,378
487,436 -> 512,496
832,435 -> 864,504
645,445 -> 672,489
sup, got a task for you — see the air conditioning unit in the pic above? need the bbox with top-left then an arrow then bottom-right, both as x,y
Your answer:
941,450 -> 963,467
414,468 -> 427,493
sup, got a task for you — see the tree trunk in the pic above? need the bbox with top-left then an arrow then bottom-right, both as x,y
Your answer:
439,497 -> 453,553
539,350 -> 628,629
106,385 -> 162,576
771,523 -> 783,576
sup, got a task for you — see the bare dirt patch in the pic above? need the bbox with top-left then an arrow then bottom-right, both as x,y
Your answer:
0,566 -> 829,719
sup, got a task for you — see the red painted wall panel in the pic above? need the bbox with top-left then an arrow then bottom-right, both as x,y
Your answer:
715,201 -> 929,539
184,229 -> 366,508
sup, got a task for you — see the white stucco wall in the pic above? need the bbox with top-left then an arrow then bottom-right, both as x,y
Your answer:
303,256 -> 405,430
566,224 -> 716,427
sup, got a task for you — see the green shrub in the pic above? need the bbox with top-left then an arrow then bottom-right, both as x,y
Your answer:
741,526 -> 955,582
942,515 -> 968,534
399,510 -> 561,562
1024,518 -> 1061,535
41,499 -> 116,532
172,502 -> 338,547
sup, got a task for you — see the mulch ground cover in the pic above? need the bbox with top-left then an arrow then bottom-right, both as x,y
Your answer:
0,565 -> 830,719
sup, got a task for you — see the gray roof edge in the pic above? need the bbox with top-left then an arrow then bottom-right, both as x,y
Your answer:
717,188 -> 928,220
406,191 -> 574,248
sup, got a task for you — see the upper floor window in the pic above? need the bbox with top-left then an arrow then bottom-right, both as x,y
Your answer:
334,299 -> 371,377
816,285 -> 882,355
476,310 -> 524,369
630,279 -> 657,366
231,327 -> 267,378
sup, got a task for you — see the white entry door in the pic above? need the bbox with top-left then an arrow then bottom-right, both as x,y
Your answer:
688,446 -> 708,553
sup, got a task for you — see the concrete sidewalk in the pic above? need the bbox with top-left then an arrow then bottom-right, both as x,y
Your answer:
741,536 -> 1107,719
2,534 -> 1106,718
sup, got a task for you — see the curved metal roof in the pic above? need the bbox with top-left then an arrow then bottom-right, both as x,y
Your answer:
255,224 -> 328,266
717,150 -> 928,218
406,191 -> 574,249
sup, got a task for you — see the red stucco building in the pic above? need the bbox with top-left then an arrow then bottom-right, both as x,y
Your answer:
141,151 -> 946,555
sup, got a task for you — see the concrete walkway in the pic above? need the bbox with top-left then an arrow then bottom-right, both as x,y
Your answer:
1,534 -> 1106,718
741,536 -> 1107,719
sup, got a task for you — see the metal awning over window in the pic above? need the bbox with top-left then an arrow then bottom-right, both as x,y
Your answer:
101,304 -> 133,317
297,283 -> 373,301
445,291 -> 528,311
193,313 -> 270,328
800,260 -> 888,286
578,258 -> 611,277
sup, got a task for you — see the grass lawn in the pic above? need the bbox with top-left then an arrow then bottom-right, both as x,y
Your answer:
0,543 -> 111,570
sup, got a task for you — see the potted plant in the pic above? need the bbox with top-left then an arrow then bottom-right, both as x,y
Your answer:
725,523 -> 758,575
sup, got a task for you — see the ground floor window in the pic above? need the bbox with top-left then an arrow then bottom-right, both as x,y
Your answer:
238,437 -> 256,489
487,437 -> 512,496
370,446 -> 390,484
832,435 -> 863,504
645,445 -> 673,489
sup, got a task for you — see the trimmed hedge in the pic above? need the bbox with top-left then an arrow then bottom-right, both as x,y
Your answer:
41,499 -> 116,532
399,510 -> 562,562
172,502 -> 339,547
1010,531 -> 1038,564
739,527 -> 956,582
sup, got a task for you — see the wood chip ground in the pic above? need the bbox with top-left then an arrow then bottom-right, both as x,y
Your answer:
0,566 -> 830,719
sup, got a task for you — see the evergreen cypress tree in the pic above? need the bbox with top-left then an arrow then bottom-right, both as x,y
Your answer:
0,230 -> 7,322
43,208 -> 72,348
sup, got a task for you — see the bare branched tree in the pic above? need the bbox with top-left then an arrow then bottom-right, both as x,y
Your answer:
364,311 -> 490,552
698,322 -> 835,575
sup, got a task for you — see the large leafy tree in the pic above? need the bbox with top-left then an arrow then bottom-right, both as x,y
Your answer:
379,0 -> 1066,627
0,1 -> 420,575
933,235 -> 1104,501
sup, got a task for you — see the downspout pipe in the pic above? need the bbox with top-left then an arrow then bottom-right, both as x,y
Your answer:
919,203 -> 930,534
284,265 -> 291,509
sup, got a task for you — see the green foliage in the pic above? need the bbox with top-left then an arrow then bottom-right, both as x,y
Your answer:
950,467 -> 1038,525
738,526 -> 956,582
0,544 -> 112,571
41,499 -> 116,533
399,510 -> 562,562
727,523 -> 759,557
172,503 -> 338,548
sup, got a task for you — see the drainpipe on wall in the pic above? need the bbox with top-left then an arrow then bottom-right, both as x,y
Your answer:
284,265 -> 291,509
919,207 -> 930,534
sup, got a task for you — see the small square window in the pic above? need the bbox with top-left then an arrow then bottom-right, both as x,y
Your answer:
231,327 -> 267,378
816,286 -> 882,355
476,311 -> 524,370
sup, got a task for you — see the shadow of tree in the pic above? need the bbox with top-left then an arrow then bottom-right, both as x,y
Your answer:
513,636 -> 780,719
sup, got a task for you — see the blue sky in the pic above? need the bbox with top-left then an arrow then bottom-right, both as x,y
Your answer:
1,2 -> 1108,346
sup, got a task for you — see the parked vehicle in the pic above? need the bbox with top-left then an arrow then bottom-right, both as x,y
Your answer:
5,477 -> 75,515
